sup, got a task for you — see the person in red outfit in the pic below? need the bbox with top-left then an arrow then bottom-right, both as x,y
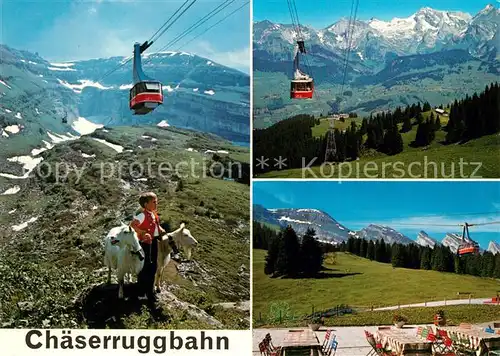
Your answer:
130,192 -> 165,304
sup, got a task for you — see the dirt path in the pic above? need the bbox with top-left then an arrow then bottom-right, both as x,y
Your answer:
373,298 -> 497,311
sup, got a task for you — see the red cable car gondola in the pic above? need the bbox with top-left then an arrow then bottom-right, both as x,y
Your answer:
129,41 -> 163,115
290,40 -> 314,99
457,223 -> 480,257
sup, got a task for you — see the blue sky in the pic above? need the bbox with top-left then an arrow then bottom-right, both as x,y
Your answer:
1,0 -> 250,73
253,181 -> 500,249
254,0 -> 497,28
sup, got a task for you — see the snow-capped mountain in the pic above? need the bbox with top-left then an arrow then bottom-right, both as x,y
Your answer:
355,224 -> 414,245
415,230 -> 440,248
252,205 -> 352,243
253,204 -> 280,226
487,241 -> 500,255
274,208 -> 352,243
254,5 -> 499,66
441,233 -> 463,253
460,4 -> 500,59
367,7 -> 471,53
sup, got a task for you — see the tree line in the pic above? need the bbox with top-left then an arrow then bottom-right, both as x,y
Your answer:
339,236 -> 500,279
253,221 -> 280,250
253,115 -> 323,174
254,222 -> 500,279
445,82 -> 500,143
253,222 -> 324,278
254,83 -> 499,172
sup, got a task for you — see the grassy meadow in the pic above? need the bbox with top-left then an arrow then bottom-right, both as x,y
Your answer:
253,249 -> 500,326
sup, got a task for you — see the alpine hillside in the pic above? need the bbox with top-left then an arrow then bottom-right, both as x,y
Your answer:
0,125 -> 250,329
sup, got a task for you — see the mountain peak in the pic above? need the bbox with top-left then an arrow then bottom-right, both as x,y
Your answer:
483,4 -> 495,12
417,6 -> 437,13
414,6 -> 446,18
416,230 -> 439,248
477,3 -> 498,17
356,224 -> 414,245
487,240 -> 500,255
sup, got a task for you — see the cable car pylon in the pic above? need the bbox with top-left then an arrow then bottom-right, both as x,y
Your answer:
129,41 -> 163,115
324,118 -> 337,162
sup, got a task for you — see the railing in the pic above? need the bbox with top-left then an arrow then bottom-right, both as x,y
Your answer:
253,304 -> 355,326
254,294 -> 500,326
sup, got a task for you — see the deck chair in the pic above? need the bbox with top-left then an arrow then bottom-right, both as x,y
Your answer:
459,323 -> 472,329
364,330 -> 379,356
421,328 -> 429,340
427,332 -> 437,342
416,326 -> 424,338
433,329 -> 454,355
449,335 -> 475,356
263,337 -> 281,356
259,341 -> 269,356
322,329 -> 333,351
265,334 -> 282,353
325,338 -> 338,356
364,330 -> 394,356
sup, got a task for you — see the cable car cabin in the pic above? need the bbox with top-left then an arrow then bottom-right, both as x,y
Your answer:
129,81 -> 163,115
290,79 -> 314,99
458,243 -> 480,256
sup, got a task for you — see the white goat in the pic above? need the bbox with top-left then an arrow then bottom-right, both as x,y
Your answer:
154,223 -> 198,291
154,234 -> 175,292
168,222 -> 198,261
104,223 -> 145,299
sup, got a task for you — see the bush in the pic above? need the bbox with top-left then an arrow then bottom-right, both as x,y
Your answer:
393,314 -> 408,323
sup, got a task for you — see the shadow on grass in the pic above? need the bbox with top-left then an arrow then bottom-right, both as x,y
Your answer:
74,283 -> 169,328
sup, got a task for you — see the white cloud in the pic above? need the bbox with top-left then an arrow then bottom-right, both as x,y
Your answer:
27,2 -> 140,61
274,193 -> 295,206
189,41 -> 249,73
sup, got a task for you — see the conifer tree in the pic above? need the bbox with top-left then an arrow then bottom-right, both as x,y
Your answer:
435,115 -> 441,131
494,254 -> 500,278
367,240 -> 375,260
420,247 -> 431,270
391,244 -> 405,268
360,239 -> 368,258
300,228 -> 323,276
402,115 -> 412,133
416,112 -> 424,125
275,226 -> 301,277
265,232 -> 282,275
